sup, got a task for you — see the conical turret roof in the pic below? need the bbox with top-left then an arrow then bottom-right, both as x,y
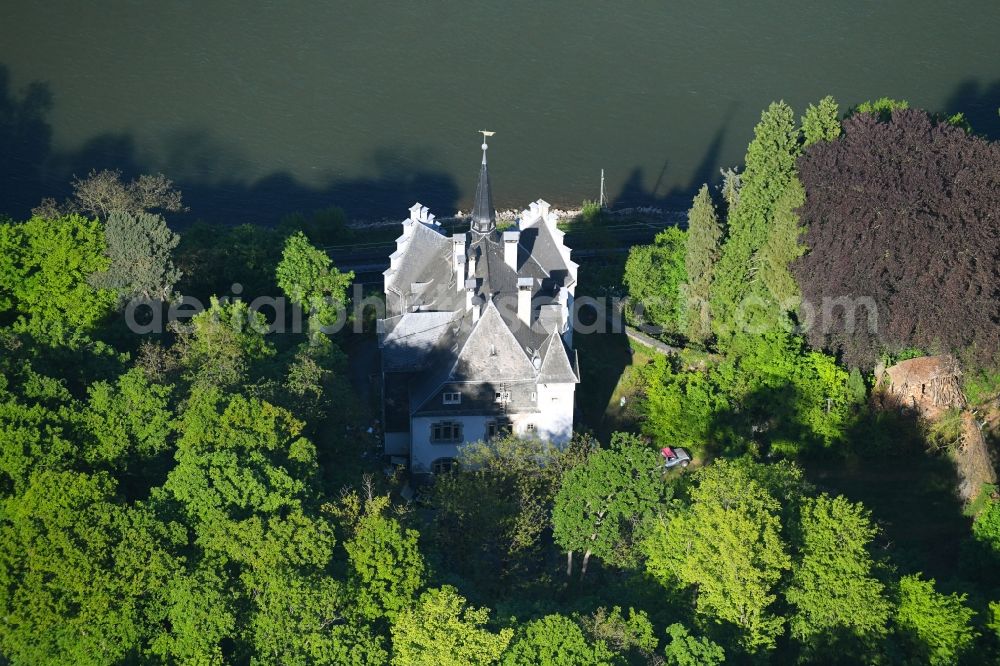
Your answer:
471,142 -> 496,234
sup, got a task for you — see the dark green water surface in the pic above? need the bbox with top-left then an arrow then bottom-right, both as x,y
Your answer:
1,2 -> 998,221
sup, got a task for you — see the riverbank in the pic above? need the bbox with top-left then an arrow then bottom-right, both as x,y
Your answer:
343,205 -> 685,231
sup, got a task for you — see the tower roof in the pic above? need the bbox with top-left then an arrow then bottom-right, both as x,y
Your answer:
471,135 -> 496,234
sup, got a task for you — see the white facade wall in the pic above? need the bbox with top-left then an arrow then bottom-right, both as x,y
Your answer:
409,390 -> 575,474
533,383 -> 575,443
410,415 -> 492,475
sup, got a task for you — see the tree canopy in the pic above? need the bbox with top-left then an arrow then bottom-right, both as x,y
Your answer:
795,108 -> 1000,368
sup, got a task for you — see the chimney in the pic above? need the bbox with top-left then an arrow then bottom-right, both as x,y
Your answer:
468,247 -> 477,278
472,296 -> 482,324
503,230 -> 519,270
452,235 -> 466,292
465,278 -> 477,313
517,277 -> 533,328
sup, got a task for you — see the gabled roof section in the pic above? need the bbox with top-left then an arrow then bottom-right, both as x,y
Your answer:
518,218 -> 568,275
451,300 -> 536,382
384,220 -> 450,292
536,332 -> 579,384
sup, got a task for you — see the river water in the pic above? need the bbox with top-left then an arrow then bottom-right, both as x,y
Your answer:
1,2 -> 998,223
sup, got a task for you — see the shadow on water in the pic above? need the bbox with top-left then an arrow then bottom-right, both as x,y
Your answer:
610,103 -> 736,211
0,65 -> 56,217
945,78 -> 1000,140
0,64 -> 460,225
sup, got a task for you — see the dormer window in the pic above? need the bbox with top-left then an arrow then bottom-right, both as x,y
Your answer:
443,392 -> 462,405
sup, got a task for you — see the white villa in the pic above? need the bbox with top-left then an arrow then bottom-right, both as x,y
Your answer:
377,139 -> 579,477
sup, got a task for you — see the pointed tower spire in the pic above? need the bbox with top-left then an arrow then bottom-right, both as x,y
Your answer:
471,130 -> 496,234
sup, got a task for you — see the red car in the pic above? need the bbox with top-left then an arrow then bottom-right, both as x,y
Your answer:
660,446 -> 692,469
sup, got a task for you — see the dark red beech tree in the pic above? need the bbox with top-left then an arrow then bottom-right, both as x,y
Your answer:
794,109 -> 999,369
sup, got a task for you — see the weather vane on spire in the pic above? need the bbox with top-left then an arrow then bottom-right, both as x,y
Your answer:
479,129 -> 495,152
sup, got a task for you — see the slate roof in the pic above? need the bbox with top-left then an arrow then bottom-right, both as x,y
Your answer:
379,146 -> 579,427
381,310 -> 463,372
469,232 -> 518,297
383,221 -> 463,315
536,332 -> 580,384
471,148 -> 496,233
451,300 -> 536,382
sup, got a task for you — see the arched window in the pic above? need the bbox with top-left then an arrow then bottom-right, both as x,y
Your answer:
432,457 -> 457,475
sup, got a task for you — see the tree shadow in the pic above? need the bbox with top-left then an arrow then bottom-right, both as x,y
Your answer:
944,78 -> 1000,139
700,378 -> 971,581
0,63 -> 460,225
609,103 -> 736,212
0,65 -> 55,217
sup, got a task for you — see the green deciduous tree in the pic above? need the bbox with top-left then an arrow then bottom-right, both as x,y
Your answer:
552,434 -> 669,577
714,331 -> 852,456
281,337 -> 352,426
662,623 -> 725,666
680,185 -> 723,344
894,574 -> 977,665
430,436 -> 592,595
343,494 -> 426,622
243,569 -> 387,665
89,211 -> 181,303
786,495 -> 890,656
641,355 -> 725,453
973,499 -> 1000,554
0,214 -> 117,343
145,561 -> 235,665
623,227 -> 687,337
276,231 -> 354,338
0,373 -> 81,492
644,459 -> 791,653
501,614 -> 616,666
391,586 -> 513,666
173,296 -> 274,389
83,367 -> 173,469
0,470 -> 179,664
801,96 -> 842,146
850,97 -> 909,121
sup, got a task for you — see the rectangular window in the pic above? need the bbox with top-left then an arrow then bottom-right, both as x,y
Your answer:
442,392 -> 461,405
431,421 -> 463,443
526,423 -> 536,432
486,420 -> 512,440
494,390 -> 510,403
530,391 -> 537,402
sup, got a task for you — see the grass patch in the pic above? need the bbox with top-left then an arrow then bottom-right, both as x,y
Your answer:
576,330 -> 659,442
